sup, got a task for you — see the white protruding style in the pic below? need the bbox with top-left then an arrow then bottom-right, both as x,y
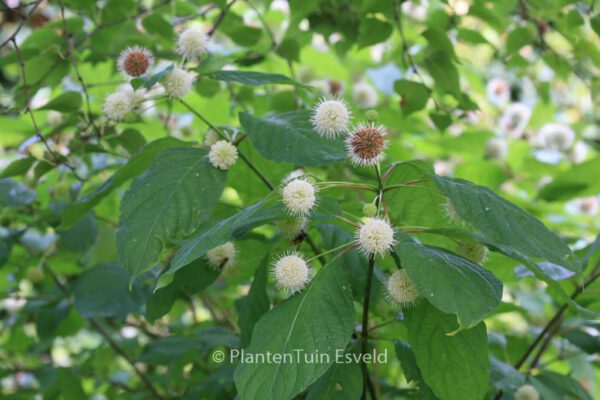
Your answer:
206,241 -> 236,271
177,28 -> 210,61
282,179 -> 317,216
357,218 -> 396,257
162,67 -> 195,98
209,140 -> 238,170
311,96 -> 351,138
386,269 -> 420,307
272,252 -> 312,294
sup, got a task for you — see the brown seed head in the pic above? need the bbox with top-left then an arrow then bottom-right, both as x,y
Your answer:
123,51 -> 150,77
349,125 -> 385,162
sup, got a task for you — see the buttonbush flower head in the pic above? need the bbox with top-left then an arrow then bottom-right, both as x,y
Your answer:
209,140 -> 238,170
365,109 -> 379,122
282,178 -> 317,216
311,96 -> 351,138
117,85 -> 145,109
276,216 -> 308,237
177,27 -> 210,61
499,102 -> 531,138
204,128 -> 220,146
118,46 -> 153,77
272,252 -> 312,294
575,196 -> 600,216
567,141 -> 588,164
352,82 -> 378,109
206,241 -> 236,271
485,138 -> 508,160
386,269 -> 420,307
515,384 -> 540,400
357,218 -> 396,257
346,122 -> 387,166
456,240 -> 488,264
103,90 -> 133,120
486,78 -> 510,105
162,67 -> 195,98
537,123 -> 575,151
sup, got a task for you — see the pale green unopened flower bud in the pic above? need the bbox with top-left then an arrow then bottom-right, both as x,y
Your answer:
362,203 -> 377,218
455,240 -> 488,264
365,109 -> 379,122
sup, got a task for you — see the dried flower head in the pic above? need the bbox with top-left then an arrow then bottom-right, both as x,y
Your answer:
162,67 -> 195,98
311,96 -> 351,138
386,269 -> 420,307
272,252 -> 312,294
357,218 -> 396,257
118,46 -> 153,77
209,140 -> 238,170
282,179 -> 317,216
177,27 -> 210,61
206,241 -> 236,271
346,122 -> 387,166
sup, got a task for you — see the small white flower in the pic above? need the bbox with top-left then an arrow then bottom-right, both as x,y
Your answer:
357,218 -> 396,257
486,78 -> 510,106
272,252 -> 312,293
162,67 -> 196,98
575,196 -> 600,216
204,129 -> 220,146
282,179 -> 317,216
177,27 -> 210,61
276,217 -> 308,237
117,45 -> 153,77
515,384 -> 540,400
103,90 -> 133,120
402,0 -> 429,21
386,269 -> 420,307
346,122 -> 387,166
499,103 -> 531,138
209,140 -> 238,170
311,96 -> 351,138
117,85 -> 145,108
206,241 -> 236,271
352,82 -> 378,109
567,141 -> 588,164
485,138 -> 508,160
537,123 -> 575,151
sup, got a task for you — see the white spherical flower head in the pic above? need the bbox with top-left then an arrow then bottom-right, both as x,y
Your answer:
537,123 -> 575,151
117,85 -> 145,108
485,138 -> 508,160
386,269 -> 420,307
515,384 -> 540,400
352,82 -> 378,109
346,122 -> 387,166
282,179 -> 317,216
576,196 -> 600,216
206,241 -> 236,271
162,67 -> 195,98
177,28 -> 210,61
209,140 -> 238,170
499,102 -> 531,138
272,253 -> 312,293
276,216 -> 308,237
118,46 -> 153,77
103,90 -> 133,120
357,218 -> 396,257
311,96 -> 351,138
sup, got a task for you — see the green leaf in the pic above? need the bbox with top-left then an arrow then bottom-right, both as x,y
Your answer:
144,64 -> 173,88
394,340 -> 439,400
538,156 -> 600,201
423,28 -> 457,60
434,175 -> 577,272
424,50 -> 461,98
240,111 -> 347,167
142,13 -> 174,40
234,260 -> 355,400
0,157 -> 36,178
0,237 -> 11,267
357,18 -> 393,48
394,80 -> 430,115
405,301 -> 489,400
62,137 -> 187,228
531,371 -> 592,400
58,212 -> 98,253
74,263 -> 144,318
306,349 -> 362,400
205,70 -> 299,86
398,242 -> 502,330
430,112 -> 452,132
118,147 -> 226,278
591,15 -> 600,38
238,256 -> 270,348
38,91 -> 82,112
506,26 -> 533,54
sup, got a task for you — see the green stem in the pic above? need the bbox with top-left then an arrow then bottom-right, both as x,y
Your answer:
308,241 -> 355,262
361,255 -> 377,400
